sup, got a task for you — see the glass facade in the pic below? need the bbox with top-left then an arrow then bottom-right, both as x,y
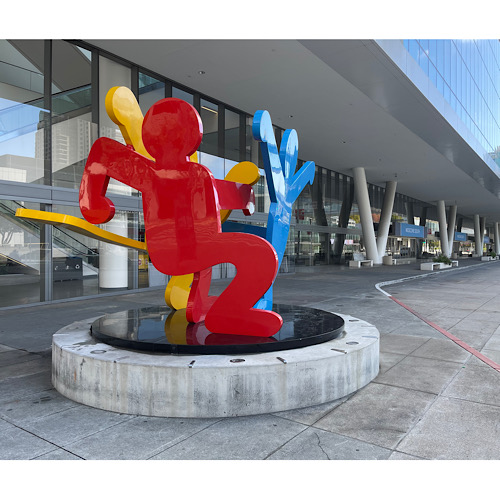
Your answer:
0,39 -> 440,308
51,41 -> 95,189
0,40 -> 48,185
403,40 -> 500,165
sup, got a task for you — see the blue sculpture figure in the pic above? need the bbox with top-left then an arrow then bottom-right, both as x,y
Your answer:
223,110 -> 315,310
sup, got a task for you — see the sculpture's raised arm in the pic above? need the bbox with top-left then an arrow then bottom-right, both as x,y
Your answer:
79,138 -> 152,224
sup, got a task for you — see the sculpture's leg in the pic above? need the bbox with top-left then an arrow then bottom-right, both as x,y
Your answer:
186,267 -> 216,323
165,273 -> 194,310
203,233 -> 282,337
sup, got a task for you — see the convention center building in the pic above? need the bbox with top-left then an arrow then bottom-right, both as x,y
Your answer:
1,39 -> 500,307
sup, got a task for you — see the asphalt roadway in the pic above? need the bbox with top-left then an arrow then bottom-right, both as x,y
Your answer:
1,257 -> 500,494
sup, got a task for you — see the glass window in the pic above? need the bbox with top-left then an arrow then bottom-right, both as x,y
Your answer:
450,43 -> 457,91
436,40 -> 444,77
295,163 -> 313,224
52,204 -> 139,299
408,40 -> 419,62
200,98 -> 218,156
429,60 -> 437,87
51,41 -> 96,190
224,108 -> 240,162
444,40 -> 451,85
436,74 -> 444,95
138,72 -> 165,116
0,199 -> 42,306
311,167 -> 328,226
198,151 -> 224,180
419,40 -> 429,74
428,40 -> 437,65
0,40 -> 47,185
254,171 -> 267,213
98,55 -> 135,197
172,87 -> 193,105
246,115 -> 260,166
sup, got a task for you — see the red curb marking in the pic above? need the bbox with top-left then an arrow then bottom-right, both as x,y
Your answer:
389,295 -> 500,373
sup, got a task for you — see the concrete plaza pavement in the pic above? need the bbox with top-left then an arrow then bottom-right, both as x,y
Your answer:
1,257 -> 500,460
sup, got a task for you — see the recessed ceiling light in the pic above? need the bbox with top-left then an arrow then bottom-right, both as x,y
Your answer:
288,115 -> 293,118
198,70 -> 206,75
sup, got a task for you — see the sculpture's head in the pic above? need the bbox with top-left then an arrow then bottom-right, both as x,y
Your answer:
142,98 -> 203,164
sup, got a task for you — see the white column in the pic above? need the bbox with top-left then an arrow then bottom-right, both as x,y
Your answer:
436,200 -> 449,257
480,217 -> 486,252
446,205 -> 457,258
474,214 -> 483,257
99,213 -> 129,288
495,223 -> 500,255
352,167 -> 379,263
376,180 -> 397,259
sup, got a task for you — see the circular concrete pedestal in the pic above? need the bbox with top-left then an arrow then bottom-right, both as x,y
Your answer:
52,312 -> 379,418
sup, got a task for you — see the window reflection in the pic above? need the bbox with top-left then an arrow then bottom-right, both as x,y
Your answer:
403,39 -> 500,166
0,40 -> 47,185
51,40 -> 95,189
0,199 -> 42,306
172,87 -> 193,105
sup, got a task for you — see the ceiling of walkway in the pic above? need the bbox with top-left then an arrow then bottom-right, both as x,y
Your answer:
83,39 -> 500,222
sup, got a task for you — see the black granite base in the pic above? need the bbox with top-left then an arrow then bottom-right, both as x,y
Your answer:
91,304 -> 344,355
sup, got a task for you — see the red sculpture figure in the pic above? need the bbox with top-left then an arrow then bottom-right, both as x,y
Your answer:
79,98 -> 283,337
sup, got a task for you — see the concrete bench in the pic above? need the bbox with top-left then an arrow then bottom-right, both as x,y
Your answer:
420,262 -> 442,271
481,256 -> 492,261
349,259 -> 373,268
421,260 -> 458,271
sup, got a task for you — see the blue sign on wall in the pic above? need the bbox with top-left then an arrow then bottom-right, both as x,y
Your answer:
454,232 -> 467,242
484,236 -> 490,243
394,222 -> 425,239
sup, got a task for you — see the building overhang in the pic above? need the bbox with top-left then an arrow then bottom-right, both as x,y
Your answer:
83,39 -> 500,222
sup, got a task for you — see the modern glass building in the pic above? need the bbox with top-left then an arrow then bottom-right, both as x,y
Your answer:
1,39 -> 499,307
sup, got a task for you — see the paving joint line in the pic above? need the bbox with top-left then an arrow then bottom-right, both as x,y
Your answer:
392,360 -> 484,452
0,415 -> 86,460
375,262 -> 500,373
262,425 -> 310,460
145,417 -> 224,460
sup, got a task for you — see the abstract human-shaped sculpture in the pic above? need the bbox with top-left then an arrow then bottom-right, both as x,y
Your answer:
103,86 -> 260,315
80,98 -> 283,337
223,110 -> 315,310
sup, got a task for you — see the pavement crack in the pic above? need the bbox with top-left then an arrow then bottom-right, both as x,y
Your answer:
314,431 -> 330,460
